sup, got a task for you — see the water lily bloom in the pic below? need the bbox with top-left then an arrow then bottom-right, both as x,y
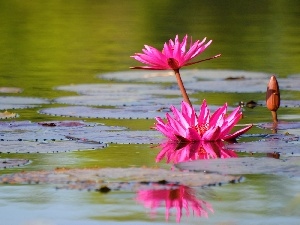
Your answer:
130,35 -> 219,70
155,100 -> 252,142
156,141 -> 237,164
136,184 -> 213,222
131,35 -> 221,106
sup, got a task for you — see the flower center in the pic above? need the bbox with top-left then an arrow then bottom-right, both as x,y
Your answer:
193,123 -> 209,136
167,58 -> 180,70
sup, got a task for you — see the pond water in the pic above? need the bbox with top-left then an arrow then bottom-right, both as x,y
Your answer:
0,1 -> 300,224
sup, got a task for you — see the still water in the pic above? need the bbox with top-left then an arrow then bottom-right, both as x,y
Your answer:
0,0 -> 300,224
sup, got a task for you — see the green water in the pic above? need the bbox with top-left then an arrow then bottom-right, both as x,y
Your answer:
0,0 -> 300,224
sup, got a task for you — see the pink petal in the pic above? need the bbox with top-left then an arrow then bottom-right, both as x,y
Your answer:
223,124 -> 253,141
171,105 -> 189,128
202,126 -> 221,141
209,103 -> 227,126
181,101 -> 197,126
198,100 -> 210,125
186,127 -> 202,141
166,113 -> 186,136
155,124 -> 176,140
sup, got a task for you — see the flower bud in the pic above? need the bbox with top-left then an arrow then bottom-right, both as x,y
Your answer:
266,75 -> 280,111
266,75 -> 280,122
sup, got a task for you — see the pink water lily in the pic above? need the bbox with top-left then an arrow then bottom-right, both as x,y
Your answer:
131,35 -> 220,106
130,35 -> 219,70
156,141 -> 238,164
136,184 -> 213,222
155,100 -> 252,142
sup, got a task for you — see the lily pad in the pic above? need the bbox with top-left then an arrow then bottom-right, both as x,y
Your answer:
98,69 -> 270,83
0,111 -> 18,119
0,167 -> 241,190
39,104 -> 236,120
39,106 -> 169,119
0,87 -> 23,93
0,121 -> 125,142
257,121 -> 300,130
0,159 -> 30,169
176,157 -> 300,177
0,96 -> 49,110
226,133 -> 300,155
0,140 -> 107,154
53,95 -> 188,107
55,83 -> 185,96
66,130 -> 162,144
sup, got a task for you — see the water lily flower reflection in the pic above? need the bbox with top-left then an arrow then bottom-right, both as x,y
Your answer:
156,141 -> 237,164
136,184 -> 213,222
155,100 -> 252,142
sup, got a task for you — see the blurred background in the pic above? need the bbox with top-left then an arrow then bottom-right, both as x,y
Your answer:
0,0 -> 299,99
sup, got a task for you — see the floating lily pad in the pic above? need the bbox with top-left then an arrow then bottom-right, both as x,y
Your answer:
186,76 -> 300,93
0,140 -> 107,154
176,157 -> 300,177
54,83 -> 197,107
53,95 -> 188,107
0,121 -> 125,142
99,69 -> 270,83
226,133 -> 300,155
66,130 -> 162,144
99,70 -> 299,93
184,79 -> 270,93
0,167 -> 241,190
39,104 -> 236,120
0,96 -> 49,110
39,106 -> 169,119
55,83 -> 185,96
0,87 -> 23,93
257,121 -> 300,130
0,159 -> 30,169
0,111 -> 18,119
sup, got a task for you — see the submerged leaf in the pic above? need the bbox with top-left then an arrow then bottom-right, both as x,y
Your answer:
0,167 -> 241,190
0,111 -> 18,119
0,87 -> 23,93
0,159 -> 30,169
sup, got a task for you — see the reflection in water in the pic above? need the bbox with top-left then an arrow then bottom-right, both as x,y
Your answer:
156,141 -> 237,164
136,184 -> 213,222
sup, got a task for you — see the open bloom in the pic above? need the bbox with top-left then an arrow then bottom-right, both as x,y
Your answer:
156,141 -> 237,164
136,184 -> 213,222
130,35 -> 219,70
155,100 -> 252,142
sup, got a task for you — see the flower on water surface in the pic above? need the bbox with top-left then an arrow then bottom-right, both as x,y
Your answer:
130,34 -> 220,70
156,141 -> 238,164
155,100 -> 252,142
130,35 -> 221,106
136,184 -> 213,222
